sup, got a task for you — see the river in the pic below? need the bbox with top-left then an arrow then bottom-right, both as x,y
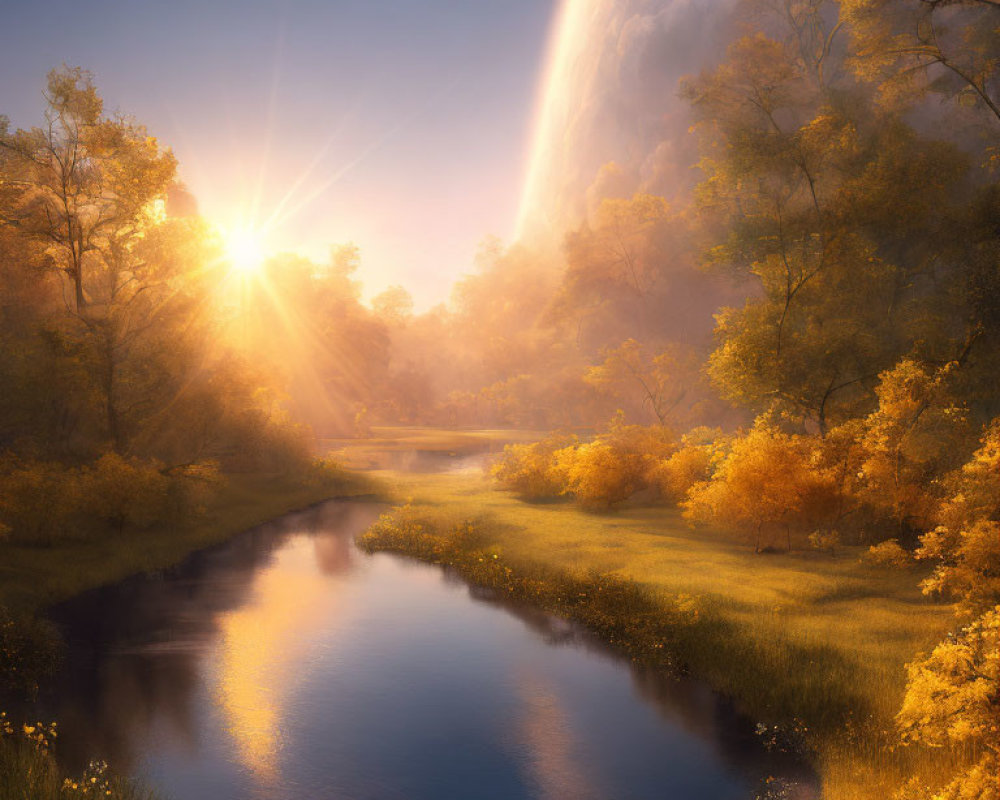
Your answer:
32,473 -> 818,799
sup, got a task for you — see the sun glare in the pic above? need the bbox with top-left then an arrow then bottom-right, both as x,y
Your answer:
224,226 -> 267,274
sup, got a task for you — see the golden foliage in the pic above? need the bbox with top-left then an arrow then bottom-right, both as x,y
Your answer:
554,419 -> 676,509
647,427 -> 726,504
491,420 -> 677,509
917,419 -> 1000,617
491,434 -> 578,500
683,416 -> 838,551
852,359 -> 972,532
864,539 -> 912,568
896,607 -> 999,800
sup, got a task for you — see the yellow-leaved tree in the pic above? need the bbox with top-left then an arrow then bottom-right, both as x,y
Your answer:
917,419 -> 1000,617
683,416 -> 837,552
896,606 -> 999,800
584,339 -> 701,427
549,416 -> 676,509
851,359 -> 972,539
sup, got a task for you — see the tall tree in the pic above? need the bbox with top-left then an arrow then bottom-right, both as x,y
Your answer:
0,67 -> 175,313
684,6 -> 974,431
843,0 -> 1000,126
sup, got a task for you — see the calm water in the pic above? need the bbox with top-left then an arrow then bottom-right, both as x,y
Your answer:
34,499 -> 818,800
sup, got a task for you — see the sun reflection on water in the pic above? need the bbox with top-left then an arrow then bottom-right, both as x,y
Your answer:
211,534 -> 341,783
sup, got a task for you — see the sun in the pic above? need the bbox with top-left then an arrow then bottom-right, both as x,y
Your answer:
224,226 -> 266,274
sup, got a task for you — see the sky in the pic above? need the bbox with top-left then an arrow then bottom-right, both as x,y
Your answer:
0,0 -> 558,309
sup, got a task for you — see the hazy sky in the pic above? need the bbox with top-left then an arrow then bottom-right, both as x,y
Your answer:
0,0 -> 558,308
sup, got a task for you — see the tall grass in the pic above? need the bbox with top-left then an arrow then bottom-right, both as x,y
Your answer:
0,734 -> 157,800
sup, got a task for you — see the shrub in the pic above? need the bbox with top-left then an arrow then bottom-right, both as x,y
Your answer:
916,419 -> 1000,617
162,460 -> 223,521
895,607 -> 999,800
0,453 -> 223,542
864,539 -> 911,568
0,607 -> 59,696
492,420 -> 678,509
648,428 -> 725,504
808,529 -> 841,555
0,457 -> 82,544
556,420 -> 676,509
77,454 -> 170,533
556,440 -> 638,508
491,434 -> 577,500
683,416 -> 838,551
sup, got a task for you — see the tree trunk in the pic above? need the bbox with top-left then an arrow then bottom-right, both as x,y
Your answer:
101,330 -> 122,453
73,265 -> 85,312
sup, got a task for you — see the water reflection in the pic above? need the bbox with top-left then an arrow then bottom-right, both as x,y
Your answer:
212,506 -> 368,782
514,671 -> 600,800
23,498 -> 818,799
461,583 -> 819,798
213,538 -> 332,781
34,502 -> 378,776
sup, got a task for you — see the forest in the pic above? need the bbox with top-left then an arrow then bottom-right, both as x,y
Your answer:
1,0 -> 998,798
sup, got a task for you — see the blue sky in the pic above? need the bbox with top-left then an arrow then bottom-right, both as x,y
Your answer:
0,0 -> 558,307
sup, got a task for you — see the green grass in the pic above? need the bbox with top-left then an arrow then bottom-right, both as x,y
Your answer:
364,466 -> 967,799
0,469 -> 378,614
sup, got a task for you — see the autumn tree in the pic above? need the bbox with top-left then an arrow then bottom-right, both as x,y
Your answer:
549,193 -> 725,359
0,67 -> 176,313
554,194 -> 670,339
896,606 -> 999,800
371,285 -> 414,325
685,4 -> 977,432
0,68 -> 189,453
916,419 -> 1000,617
843,0 -> 1000,126
849,359 -> 973,540
0,67 -> 318,481
683,416 -> 837,551
584,339 -> 701,427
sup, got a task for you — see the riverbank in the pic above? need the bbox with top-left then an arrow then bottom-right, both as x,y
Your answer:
359,468 -> 968,800
0,463 -> 378,799
0,466 -> 378,615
